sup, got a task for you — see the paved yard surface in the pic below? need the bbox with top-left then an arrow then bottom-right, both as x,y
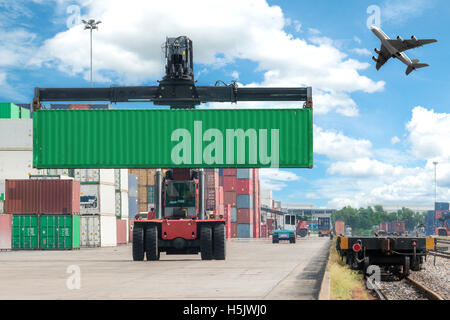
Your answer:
0,235 -> 331,300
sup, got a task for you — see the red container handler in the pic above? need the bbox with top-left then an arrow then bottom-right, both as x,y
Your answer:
129,219 -> 134,242
0,214 -> 12,249
116,219 -> 127,244
236,179 -> 253,195
39,180 -> 80,215
237,208 -> 254,224
5,180 -> 40,214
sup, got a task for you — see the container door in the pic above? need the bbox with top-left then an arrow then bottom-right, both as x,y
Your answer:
81,215 -> 100,247
12,215 -> 38,249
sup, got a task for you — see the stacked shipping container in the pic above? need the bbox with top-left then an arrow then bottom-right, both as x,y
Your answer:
128,169 -> 160,213
115,169 -> 129,244
4,179 -> 81,250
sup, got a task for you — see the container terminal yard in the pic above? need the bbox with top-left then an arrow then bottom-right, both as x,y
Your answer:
0,1 -> 449,309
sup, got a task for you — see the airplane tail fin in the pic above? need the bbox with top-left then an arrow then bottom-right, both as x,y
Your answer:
406,59 -> 429,75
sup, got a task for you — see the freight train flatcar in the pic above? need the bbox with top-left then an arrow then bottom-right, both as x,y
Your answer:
336,235 -> 435,279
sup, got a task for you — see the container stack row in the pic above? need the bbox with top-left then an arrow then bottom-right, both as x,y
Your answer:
2,179 -> 80,250
128,169 -> 159,213
205,169 -> 223,216
219,168 -> 260,238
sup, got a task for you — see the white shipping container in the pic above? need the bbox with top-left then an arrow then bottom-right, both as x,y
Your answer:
80,183 -> 115,215
121,191 -> 129,218
0,151 -> 41,179
0,119 -> 33,150
74,169 -> 115,184
100,215 -> 117,247
115,191 -> 121,216
120,169 -> 128,191
114,169 -> 129,191
80,215 -> 117,247
47,169 -> 71,177
0,200 -> 4,214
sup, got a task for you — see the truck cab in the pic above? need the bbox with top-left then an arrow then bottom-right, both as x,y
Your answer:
272,214 -> 296,244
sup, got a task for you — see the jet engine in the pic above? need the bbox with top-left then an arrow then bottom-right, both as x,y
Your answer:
397,36 -> 404,42
411,35 -> 417,41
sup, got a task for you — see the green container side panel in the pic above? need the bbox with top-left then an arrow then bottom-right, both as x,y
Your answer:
33,108 -> 313,168
0,102 -> 21,119
11,215 -> 39,249
20,107 -> 31,119
40,215 -> 79,250
0,193 -> 4,201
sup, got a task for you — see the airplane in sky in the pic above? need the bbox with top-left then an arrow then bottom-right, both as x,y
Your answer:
370,25 -> 437,75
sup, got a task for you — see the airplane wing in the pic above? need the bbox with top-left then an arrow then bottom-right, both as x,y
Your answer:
375,44 -> 391,70
387,38 -> 437,52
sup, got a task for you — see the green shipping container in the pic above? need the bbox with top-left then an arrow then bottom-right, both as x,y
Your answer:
20,107 -> 31,119
11,215 -> 39,249
33,108 -> 313,168
40,215 -> 80,250
0,102 -> 21,119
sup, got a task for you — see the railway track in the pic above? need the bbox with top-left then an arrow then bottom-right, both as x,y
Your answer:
430,238 -> 450,259
371,276 -> 445,300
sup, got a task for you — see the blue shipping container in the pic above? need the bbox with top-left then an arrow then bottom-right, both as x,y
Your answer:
435,202 -> 449,211
128,174 -> 138,198
237,169 -> 253,180
50,104 -> 70,110
237,223 -> 253,238
219,169 -> 223,176
128,197 -> 138,220
237,194 -> 253,209
230,207 -> 237,222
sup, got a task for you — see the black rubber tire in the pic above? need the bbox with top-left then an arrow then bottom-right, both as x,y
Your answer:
403,256 -> 410,278
145,225 -> 159,261
200,226 -> 213,260
299,229 -> 308,238
213,224 -> 226,260
132,225 -> 145,261
272,235 -> 279,244
290,234 -> 296,243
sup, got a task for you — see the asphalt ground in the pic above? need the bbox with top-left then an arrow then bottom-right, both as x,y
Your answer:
0,234 -> 331,300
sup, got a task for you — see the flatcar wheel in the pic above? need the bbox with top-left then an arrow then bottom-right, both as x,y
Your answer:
403,256 -> 410,278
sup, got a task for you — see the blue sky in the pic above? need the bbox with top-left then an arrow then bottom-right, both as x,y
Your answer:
1,0 -> 449,209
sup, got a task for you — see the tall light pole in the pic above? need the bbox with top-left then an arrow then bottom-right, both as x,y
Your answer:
433,161 -> 438,207
82,19 -> 101,87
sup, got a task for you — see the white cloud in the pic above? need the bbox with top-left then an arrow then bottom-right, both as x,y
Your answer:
259,168 -> 299,191
391,136 -> 400,145
381,0 -> 433,24
0,71 -> 27,101
29,0 -> 384,116
314,126 -> 372,160
407,106 -> 450,160
231,71 -> 239,79
351,48 -> 371,56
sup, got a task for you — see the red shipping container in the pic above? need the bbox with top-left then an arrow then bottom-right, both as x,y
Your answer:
206,172 -> 219,188
224,191 -> 236,206
224,204 -> 231,238
0,214 -> 12,249
117,219 -> 127,244
236,179 -> 253,195
335,220 -> 345,236
436,210 -> 448,220
230,222 -> 238,238
69,104 -> 90,109
223,176 -> 236,191
39,180 -> 80,215
379,222 -> 387,232
206,187 -> 219,200
5,180 -> 40,214
223,169 -> 236,176
237,208 -> 254,223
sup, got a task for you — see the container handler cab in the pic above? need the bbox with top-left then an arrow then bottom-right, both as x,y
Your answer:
132,168 -> 225,261
272,214 -> 296,243
296,219 -> 309,238
318,216 -> 333,239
